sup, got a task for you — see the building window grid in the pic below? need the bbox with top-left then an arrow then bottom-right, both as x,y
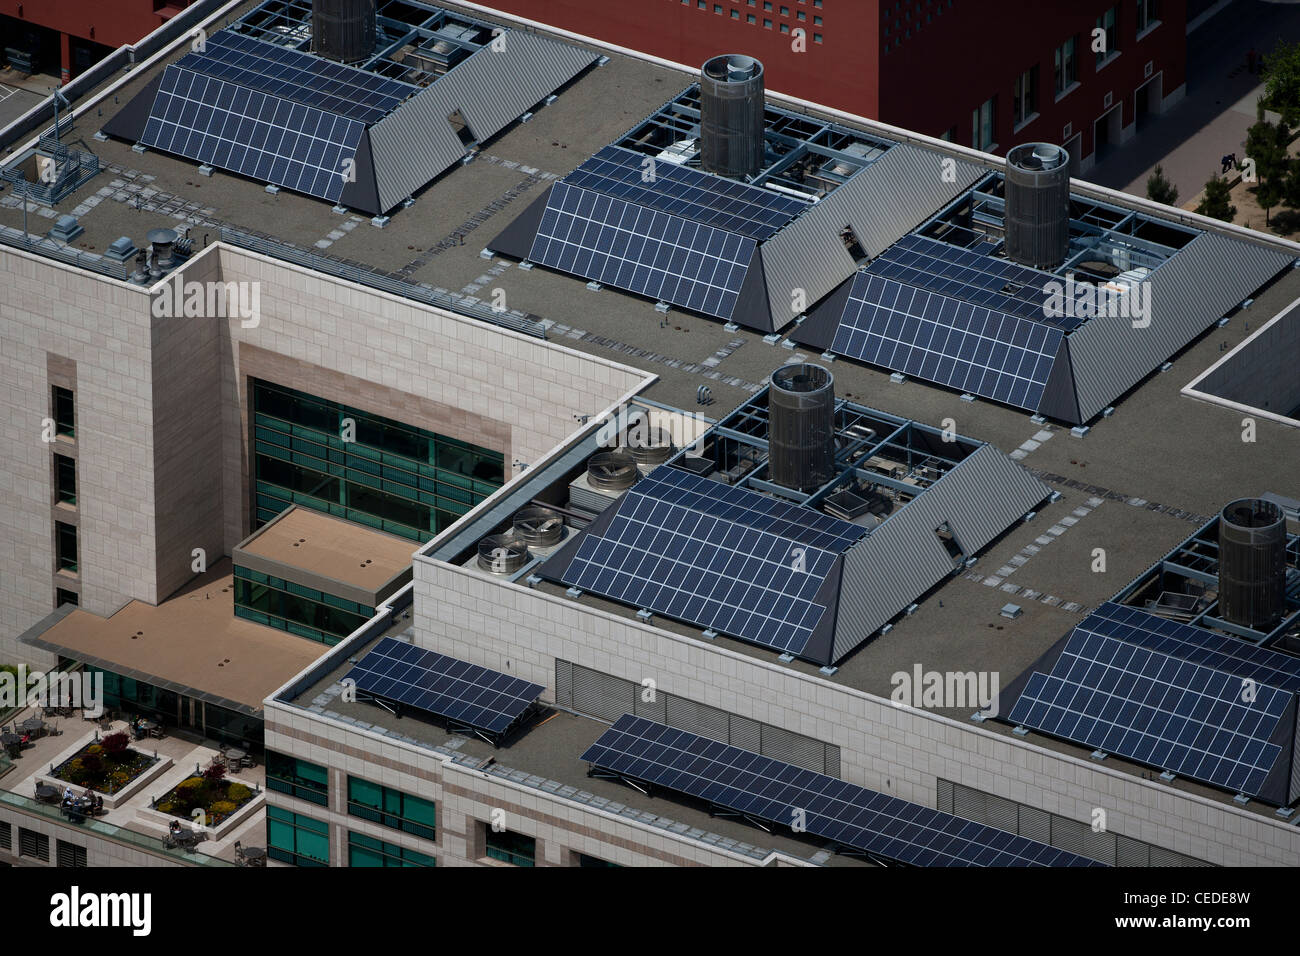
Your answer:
972,96 -> 996,150
347,776 -> 437,841
1136,0 -> 1158,34
18,828 -> 49,861
1055,36 -> 1078,94
485,828 -> 536,867
348,831 -> 437,867
1013,65 -> 1038,127
52,386 -> 75,438
1096,6 -> 1119,66
54,454 -> 76,506
55,521 -> 77,574
56,840 -> 87,867
266,806 -> 329,867
234,565 -> 374,647
266,751 -> 330,806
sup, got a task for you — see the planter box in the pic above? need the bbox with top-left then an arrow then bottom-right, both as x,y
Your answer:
39,745 -> 173,810
136,789 -> 265,842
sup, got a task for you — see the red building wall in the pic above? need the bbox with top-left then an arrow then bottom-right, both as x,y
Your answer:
1,0 -> 193,79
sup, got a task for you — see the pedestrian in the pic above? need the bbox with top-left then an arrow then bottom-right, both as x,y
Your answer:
1221,154 -> 1233,175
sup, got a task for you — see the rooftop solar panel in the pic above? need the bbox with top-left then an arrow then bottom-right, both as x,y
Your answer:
344,636 -> 545,736
176,31 -> 414,124
582,714 -> 1103,866
829,271 -> 1062,412
564,145 -> 806,241
141,66 -> 364,202
1007,629 -> 1291,796
555,468 -> 866,656
528,181 -> 756,320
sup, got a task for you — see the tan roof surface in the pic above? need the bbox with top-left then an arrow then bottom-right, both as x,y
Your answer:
38,561 -> 326,710
238,506 -> 416,589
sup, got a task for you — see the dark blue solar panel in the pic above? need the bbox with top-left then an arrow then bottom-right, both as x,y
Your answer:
1082,602 -> 1300,693
563,146 -> 806,240
141,65 -> 363,202
829,272 -> 1062,412
528,181 -> 755,320
1008,629 -> 1290,796
175,31 -> 413,124
582,715 -> 1104,866
343,637 -> 544,735
556,468 -> 867,655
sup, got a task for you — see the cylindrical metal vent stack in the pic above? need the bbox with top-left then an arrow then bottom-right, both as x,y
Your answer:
767,363 -> 835,492
312,0 -> 377,63
1004,143 -> 1071,269
148,228 -> 178,269
1218,498 -> 1288,629
623,422 -> 676,466
699,54 -> 765,179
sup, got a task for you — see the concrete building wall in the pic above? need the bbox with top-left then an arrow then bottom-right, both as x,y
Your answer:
411,557 -> 1300,866
265,712 -> 804,867
1190,305 -> 1300,421
0,805 -> 191,868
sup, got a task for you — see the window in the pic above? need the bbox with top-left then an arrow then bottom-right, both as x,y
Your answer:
0,821 -> 10,851
1095,6 -> 1118,66
266,751 -> 330,806
939,126 -> 956,142
1136,0 -> 1158,33
814,33 -> 822,42
347,776 -> 437,840
713,3 -> 722,11
486,828 -> 536,866
234,566 -> 375,646
763,1 -> 772,8
55,588 -> 78,608
266,806 -> 329,866
935,523 -> 964,563
19,828 -> 49,861
731,8 -> 739,16
348,832 -> 436,867
764,17 -> 772,26
1054,36 -> 1077,94
1013,65 -> 1038,127
52,386 -> 75,438
747,12 -> 756,21
814,14 -> 822,23
780,4 -> 789,12
797,11 -> 805,19
54,454 -> 76,505
780,22 -> 789,32
972,96 -> 995,150
55,521 -> 77,573
56,840 -> 87,867
577,853 -> 621,867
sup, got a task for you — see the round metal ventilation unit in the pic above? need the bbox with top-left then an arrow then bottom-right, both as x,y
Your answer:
148,228 -> 178,269
1004,142 -> 1071,270
622,423 -> 676,465
312,0 -> 377,63
512,506 -> 565,548
700,54 -> 765,179
587,451 -> 640,491
1218,498 -> 1287,629
477,534 -> 529,574
768,363 -> 835,492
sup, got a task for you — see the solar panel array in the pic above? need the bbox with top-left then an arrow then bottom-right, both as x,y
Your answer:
141,67 -> 364,202
1007,629 -> 1291,796
344,636 -> 545,735
176,31 -> 414,124
1082,602 -> 1300,693
555,467 -> 866,656
829,272 -> 1064,412
564,146 -> 806,240
529,181 -> 757,320
582,714 -> 1103,866
868,234 -> 1077,331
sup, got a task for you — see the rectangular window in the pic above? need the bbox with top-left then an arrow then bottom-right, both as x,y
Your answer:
780,22 -> 789,32
1136,0 -> 1158,34
52,386 -> 75,438
780,4 -> 789,12
56,840 -> 87,867
54,454 -> 76,505
764,17 -> 772,26
55,588 -> 78,608
1096,6 -> 1118,65
55,521 -> 77,573
763,1 -> 772,8
266,806 -> 329,866
486,828 -> 536,867
1013,65 -> 1038,127
747,12 -> 756,21
814,14 -> 822,24
797,11 -> 805,20
577,853 -> 621,867
234,566 -> 374,646
1054,36 -> 1077,94
266,751 -> 330,806
0,821 -> 10,851
348,831 -> 437,867
731,8 -> 739,16
814,33 -> 822,42
19,828 -> 49,861
347,776 -> 437,841
972,96 -> 995,150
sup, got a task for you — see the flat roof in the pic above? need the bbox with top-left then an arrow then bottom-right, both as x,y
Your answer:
235,506 -> 415,594
26,561 -> 325,713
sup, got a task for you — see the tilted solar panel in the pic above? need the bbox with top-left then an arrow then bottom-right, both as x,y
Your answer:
582,714 -> 1104,866
344,636 -> 544,735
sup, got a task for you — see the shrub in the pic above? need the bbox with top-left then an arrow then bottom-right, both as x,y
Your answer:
80,753 -> 103,775
157,801 -> 175,814
227,783 -> 252,802
202,762 -> 227,784
1145,165 -> 1179,206
177,777 -> 205,792
210,800 -> 238,818
101,731 -> 130,755
85,744 -> 103,755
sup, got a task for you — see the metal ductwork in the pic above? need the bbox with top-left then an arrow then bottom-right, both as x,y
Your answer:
512,506 -> 564,548
148,228 -> 178,269
767,363 -> 835,492
1218,498 -> 1288,630
699,54 -> 765,179
312,0 -> 377,64
478,534 -> 529,574
1004,142 -> 1071,269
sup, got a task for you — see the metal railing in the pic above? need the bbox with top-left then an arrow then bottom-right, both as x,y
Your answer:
220,228 -> 548,339
0,224 -> 130,280
1,144 -> 101,205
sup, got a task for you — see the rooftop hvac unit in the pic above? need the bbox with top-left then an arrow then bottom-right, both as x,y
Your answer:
1004,142 -> 1071,269
568,451 -> 640,515
511,506 -> 565,548
1218,498 -> 1288,630
767,363 -> 835,492
477,534 -> 529,575
312,0 -> 377,64
148,228 -> 178,269
699,54 -> 765,179
622,423 -> 676,465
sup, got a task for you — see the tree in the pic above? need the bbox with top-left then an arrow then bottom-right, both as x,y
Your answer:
1263,40 -> 1300,126
100,730 -> 129,755
1146,165 -> 1179,205
1245,116 -> 1292,223
1196,176 -> 1237,222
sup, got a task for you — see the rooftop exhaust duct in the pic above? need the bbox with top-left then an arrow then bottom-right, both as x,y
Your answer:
768,363 -> 835,492
1218,497 -> 1287,630
312,0 -> 377,64
1004,142 -> 1070,269
700,54 -> 765,179
148,228 -> 178,270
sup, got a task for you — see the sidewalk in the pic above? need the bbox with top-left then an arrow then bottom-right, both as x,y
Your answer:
1087,0 -> 1300,202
